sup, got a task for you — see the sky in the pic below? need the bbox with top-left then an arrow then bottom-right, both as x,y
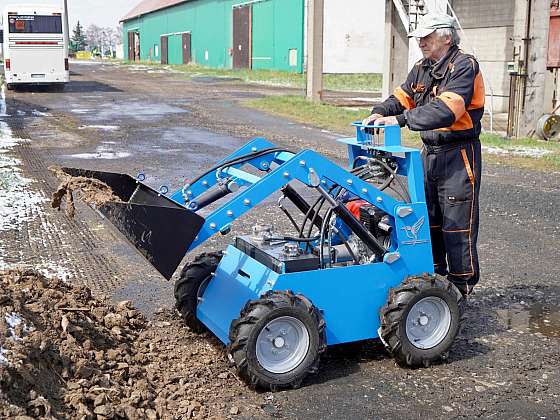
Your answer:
0,0 -> 140,30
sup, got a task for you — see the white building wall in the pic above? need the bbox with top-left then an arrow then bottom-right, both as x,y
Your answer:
323,0 -> 385,73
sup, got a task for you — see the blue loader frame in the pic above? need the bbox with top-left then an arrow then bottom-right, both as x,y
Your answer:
168,125 -> 434,346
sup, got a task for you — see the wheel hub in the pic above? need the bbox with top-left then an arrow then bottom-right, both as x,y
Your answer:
273,336 -> 286,348
256,316 -> 310,374
405,296 -> 451,350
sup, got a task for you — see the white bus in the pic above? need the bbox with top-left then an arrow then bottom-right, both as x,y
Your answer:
3,5 -> 69,90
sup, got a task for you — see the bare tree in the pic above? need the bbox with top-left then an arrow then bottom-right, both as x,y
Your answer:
84,24 -> 121,57
85,24 -> 102,54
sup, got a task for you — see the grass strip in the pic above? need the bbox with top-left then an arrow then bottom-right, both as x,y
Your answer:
114,60 -> 382,92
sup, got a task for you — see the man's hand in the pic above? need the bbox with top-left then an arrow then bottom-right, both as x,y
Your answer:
374,116 -> 399,126
362,113 -> 383,126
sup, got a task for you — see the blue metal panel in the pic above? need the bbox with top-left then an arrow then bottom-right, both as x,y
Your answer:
197,245 -> 278,343
221,167 -> 261,184
273,262 -> 408,344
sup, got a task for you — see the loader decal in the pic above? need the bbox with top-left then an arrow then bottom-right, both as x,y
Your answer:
402,216 -> 429,245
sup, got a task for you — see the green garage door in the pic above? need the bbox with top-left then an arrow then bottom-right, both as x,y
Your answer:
168,34 -> 183,65
251,1 -> 273,70
251,0 -> 303,72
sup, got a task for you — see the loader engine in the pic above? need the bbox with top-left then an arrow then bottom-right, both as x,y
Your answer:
233,154 -> 400,273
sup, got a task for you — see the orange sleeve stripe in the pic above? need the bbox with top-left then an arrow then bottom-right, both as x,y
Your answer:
436,112 -> 474,132
394,87 -> 416,110
468,72 -> 485,110
438,91 -> 466,122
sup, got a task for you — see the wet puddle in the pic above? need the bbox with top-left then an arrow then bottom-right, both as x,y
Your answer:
135,126 -> 243,163
67,101 -> 188,123
496,304 -> 560,338
64,151 -> 131,160
92,102 -> 188,122
79,125 -> 119,131
63,144 -> 131,160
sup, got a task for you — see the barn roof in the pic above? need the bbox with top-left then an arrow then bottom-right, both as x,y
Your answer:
121,0 -> 190,22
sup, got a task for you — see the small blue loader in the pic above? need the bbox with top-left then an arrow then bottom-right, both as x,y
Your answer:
62,124 -> 463,390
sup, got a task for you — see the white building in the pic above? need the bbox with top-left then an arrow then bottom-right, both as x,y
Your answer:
323,0 -> 386,74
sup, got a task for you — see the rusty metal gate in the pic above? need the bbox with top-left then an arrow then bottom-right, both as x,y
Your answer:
161,35 -> 169,65
182,32 -> 191,64
232,4 -> 251,69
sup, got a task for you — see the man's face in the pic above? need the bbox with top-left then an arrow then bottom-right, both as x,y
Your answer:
417,31 -> 451,61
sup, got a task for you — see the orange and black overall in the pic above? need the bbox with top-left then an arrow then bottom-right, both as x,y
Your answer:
371,45 -> 485,290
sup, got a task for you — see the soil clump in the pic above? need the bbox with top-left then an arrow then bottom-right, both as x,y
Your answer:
0,270 -> 272,419
49,166 -> 121,218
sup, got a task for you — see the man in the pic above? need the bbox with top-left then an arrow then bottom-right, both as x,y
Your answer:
363,13 -> 484,297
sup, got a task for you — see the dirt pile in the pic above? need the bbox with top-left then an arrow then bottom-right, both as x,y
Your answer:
0,270 -> 274,419
49,166 -> 121,218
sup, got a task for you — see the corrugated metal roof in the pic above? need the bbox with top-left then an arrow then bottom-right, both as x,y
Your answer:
121,0 -> 190,22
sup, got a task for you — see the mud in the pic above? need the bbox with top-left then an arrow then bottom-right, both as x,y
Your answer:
0,270 -> 270,419
49,166 -> 121,218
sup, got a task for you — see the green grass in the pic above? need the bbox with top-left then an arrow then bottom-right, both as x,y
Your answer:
244,95 -> 560,171
117,60 -> 382,92
246,95 -> 368,134
479,133 -> 560,170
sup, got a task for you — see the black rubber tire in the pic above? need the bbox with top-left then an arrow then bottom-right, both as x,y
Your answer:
379,275 -> 464,368
227,290 -> 326,391
174,252 -> 222,332
6,84 -> 14,91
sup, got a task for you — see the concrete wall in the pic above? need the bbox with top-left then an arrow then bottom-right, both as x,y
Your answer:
323,0 -> 385,74
459,26 -> 514,113
382,0 -> 409,99
452,0 -> 514,28
452,0 -> 515,113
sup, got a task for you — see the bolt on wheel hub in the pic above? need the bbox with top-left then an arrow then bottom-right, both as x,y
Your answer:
273,336 -> 286,348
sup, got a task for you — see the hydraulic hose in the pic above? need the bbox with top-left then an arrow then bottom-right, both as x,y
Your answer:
281,184 -> 323,230
316,186 -> 386,257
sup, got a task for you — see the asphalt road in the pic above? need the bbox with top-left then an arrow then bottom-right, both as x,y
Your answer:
1,61 -> 559,419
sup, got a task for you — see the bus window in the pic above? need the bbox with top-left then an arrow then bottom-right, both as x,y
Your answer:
8,15 -> 63,34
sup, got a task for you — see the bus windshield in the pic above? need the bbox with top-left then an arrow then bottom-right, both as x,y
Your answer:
8,15 -> 62,34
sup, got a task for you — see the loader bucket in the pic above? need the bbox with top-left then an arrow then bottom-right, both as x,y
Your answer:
62,168 -> 205,280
